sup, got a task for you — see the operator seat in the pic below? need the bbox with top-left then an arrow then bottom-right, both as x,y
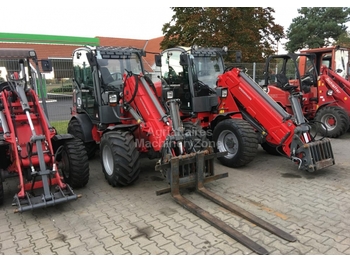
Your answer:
100,67 -> 114,85
276,73 -> 297,92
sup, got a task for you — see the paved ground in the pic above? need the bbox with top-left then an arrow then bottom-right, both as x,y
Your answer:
1,132 -> 350,255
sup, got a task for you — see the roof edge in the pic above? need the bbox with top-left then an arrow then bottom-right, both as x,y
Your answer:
0,32 -> 99,46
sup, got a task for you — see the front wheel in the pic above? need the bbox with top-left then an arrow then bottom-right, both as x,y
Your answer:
213,119 -> 258,167
58,138 -> 90,188
100,131 -> 140,187
315,106 -> 349,138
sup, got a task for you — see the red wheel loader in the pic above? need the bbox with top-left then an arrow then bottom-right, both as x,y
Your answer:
0,48 -> 89,213
67,45 -> 297,254
299,45 -> 350,81
155,46 -> 335,172
262,53 -> 350,138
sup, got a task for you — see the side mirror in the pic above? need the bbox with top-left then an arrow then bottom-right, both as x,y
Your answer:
180,54 -> 188,66
155,55 -> 162,67
41,59 -> 52,72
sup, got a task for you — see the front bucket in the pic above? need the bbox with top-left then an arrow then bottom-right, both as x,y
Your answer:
13,185 -> 80,213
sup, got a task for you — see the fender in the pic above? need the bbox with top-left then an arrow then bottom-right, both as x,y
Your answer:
104,123 -> 139,133
51,133 -> 75,152
70,113 -> 94,142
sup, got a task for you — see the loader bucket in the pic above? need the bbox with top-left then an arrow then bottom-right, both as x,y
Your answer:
13,184 -> 80,213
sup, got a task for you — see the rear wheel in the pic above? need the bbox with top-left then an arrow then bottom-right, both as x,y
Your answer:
100,131 -> 140,187
315,106 -> 349,138
58,138 -> 90,188
213,119 -> 258,167
67,118 -> 97,159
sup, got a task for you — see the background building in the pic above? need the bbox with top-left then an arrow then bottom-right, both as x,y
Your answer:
0,33 -> 163,82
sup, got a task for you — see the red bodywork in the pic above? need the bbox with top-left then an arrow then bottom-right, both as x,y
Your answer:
215,68 -> 308,156
0,88 -> 67,198
266,65 -> 350,120
122,74 -> 173,152
90,73 -> 174,154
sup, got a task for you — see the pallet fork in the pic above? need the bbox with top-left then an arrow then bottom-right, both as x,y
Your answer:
156,149 -> 296,255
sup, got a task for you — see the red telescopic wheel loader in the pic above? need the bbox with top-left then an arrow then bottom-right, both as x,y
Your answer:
155,46 -> 335,172
0,48 -> 89,213
67,45 -> 297,254
262,53 -> 350,138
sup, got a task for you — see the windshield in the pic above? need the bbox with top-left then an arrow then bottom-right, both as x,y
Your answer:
160,50 -> 184,85
97,53 -> 143,86
194,55 -> 224,88
335,49 -> 349,78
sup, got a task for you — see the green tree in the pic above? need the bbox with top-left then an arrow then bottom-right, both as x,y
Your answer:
334,31 -> 350,48
285,7 -> 350,52
160,7 -> 284,62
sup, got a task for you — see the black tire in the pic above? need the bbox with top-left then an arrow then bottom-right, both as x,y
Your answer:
67,118 -> 97,159
59,138 -> 90,188
0,174 -> 4,205
315,106 -> 349,138
100,131 -> 140,187
213,119 -> 258,167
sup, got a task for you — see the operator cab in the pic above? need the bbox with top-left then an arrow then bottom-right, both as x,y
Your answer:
300,46 -> 350,80
156,46 -> 226,113
72,46 -> 145,124
263,53 -> 318,94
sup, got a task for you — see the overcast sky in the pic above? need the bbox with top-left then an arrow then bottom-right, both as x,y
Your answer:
1,2 -> 301,38
0,2 -> 343,53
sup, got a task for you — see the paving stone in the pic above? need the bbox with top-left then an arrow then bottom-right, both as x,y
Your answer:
2,135 -> 350,255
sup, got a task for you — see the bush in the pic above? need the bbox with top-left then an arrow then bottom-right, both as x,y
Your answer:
51,86 -> 73,93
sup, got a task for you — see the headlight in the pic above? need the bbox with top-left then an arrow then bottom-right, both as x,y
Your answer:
221,88 -> 228,98
108,92 -> 118,106
216,87 -> 228,98
326,90 -> 333,96
167,90 -> 174,99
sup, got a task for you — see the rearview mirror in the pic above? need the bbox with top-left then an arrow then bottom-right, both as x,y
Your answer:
41,59 -> 52,72
155,55 -> 162,67
180,54 -> 188,66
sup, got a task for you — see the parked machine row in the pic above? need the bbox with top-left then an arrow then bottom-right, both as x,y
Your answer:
0,45 -> 340,254
155,46 -> 335,172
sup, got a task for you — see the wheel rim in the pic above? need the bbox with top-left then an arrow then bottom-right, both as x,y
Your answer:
102,145 -> 114,176
320,113 -> 337,131
217,130 -> 239,158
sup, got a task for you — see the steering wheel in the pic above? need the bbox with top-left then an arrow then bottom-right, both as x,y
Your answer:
300,72 -> 315,85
